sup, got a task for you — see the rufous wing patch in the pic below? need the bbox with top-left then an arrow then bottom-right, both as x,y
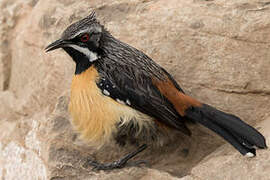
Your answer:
152,77 -> 202,116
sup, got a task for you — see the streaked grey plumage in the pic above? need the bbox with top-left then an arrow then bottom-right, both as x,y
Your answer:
62,12 -> 101,39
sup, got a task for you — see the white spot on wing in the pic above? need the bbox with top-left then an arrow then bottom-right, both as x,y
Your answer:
126,99 -> 131,105
103,89 -> 110,96
116,99 -> 125,105
67,44 -> 99,62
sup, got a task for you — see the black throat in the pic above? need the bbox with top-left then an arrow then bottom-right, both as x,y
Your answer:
63,47 -> 95,74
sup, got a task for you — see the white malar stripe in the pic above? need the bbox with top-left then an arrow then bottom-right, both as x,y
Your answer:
68,44 -> 99,62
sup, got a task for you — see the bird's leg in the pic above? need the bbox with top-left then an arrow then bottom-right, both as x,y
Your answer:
84,144 -> 148,170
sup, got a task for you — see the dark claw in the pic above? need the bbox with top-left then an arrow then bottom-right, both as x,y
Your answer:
84,144 -> 148,170
89,160 -> 123,171
126,160 -> 149,167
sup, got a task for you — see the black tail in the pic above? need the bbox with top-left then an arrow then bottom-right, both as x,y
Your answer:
185,104 -> 267,157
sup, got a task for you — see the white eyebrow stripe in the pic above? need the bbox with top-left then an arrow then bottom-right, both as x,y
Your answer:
70,26 -> 102,39
71,30 -> 87,39
67,44 -> 99,62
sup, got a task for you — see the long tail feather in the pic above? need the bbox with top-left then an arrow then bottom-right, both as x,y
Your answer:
185,104 -> 267,156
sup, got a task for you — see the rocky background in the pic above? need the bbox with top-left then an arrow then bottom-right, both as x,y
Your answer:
1,0 -> 270,179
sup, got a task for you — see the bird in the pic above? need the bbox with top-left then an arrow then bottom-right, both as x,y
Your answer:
45,12 -> 267,170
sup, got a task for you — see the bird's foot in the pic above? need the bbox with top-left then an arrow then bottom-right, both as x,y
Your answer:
84,144 -> 147,170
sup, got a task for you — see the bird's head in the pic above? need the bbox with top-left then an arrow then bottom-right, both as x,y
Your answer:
45,12 -> 104,74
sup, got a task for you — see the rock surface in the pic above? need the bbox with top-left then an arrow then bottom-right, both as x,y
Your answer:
181,118 -> 270,180
0,0 -> 270,179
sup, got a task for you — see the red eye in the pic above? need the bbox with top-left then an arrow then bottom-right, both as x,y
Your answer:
81,33 -> 89,42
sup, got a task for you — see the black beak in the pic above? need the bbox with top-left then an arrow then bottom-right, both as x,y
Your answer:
45,39 -> 71,52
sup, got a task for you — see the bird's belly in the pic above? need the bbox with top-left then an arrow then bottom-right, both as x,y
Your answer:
69,67 -> 154,147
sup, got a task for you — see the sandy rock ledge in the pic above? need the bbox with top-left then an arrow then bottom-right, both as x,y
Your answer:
1,0 -> 270,179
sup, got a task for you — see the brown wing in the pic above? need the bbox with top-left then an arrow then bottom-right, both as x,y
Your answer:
152,77 -> 202,116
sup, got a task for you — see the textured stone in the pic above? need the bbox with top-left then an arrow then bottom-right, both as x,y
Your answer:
0,141 -> 47,180
183,118 -> 270,180
0,0 -> 270,179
